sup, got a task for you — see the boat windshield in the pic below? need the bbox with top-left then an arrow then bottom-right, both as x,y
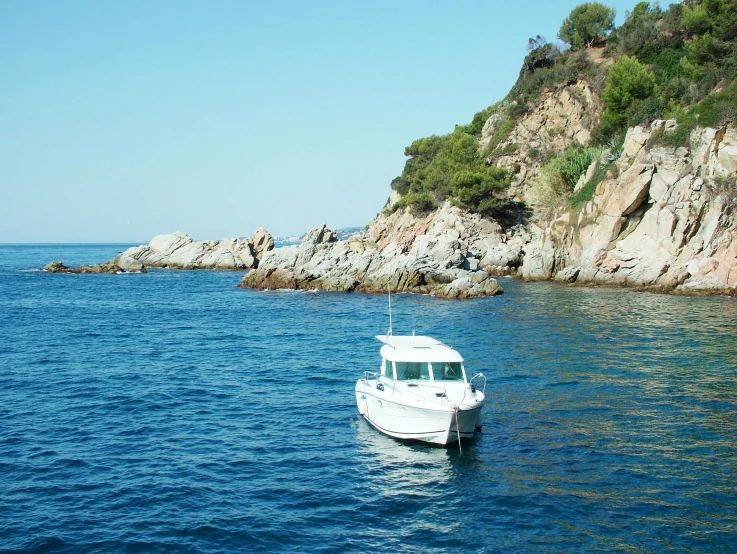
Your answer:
395,361 -> 430,380
382,359 -> 392,378
432,362 -> 464,381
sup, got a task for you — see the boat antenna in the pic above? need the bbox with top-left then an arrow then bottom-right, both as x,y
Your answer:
388,285 -> 393,344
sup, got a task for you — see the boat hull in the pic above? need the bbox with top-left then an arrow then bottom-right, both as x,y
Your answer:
355,379 -> 483,446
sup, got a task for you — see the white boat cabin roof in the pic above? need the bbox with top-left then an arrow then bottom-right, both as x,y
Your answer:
376,334 -> 463,363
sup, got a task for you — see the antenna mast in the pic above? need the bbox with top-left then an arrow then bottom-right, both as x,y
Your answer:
388,286 -> 393,343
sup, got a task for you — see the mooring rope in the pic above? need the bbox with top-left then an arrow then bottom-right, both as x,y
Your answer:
454,407 -> 462,454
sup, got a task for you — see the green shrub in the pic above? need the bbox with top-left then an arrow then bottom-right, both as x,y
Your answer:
528,166 -> 566,214
654,81 -> 737,148
685,32 -> 729,64
654,109 -> 697,148
617,2 -> 664,58
523,36 -> 558,74
451,168 -> 513,216
457,103 -> 503,136
529,145 -> 603,213
486,142 -> 518,164
648,47 -> 688,81
557,145 -> 600,190
391,192 -> 437,215
710,0 -> 737,42
570,160 -> 611,207
625,95 -> 666,127
481,106 -> 516,157
682,2 -> 712,35
696,81 -> 737,126
391,123 -> 514,216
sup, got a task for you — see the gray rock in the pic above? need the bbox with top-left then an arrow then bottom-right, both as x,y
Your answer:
240,223 -> 503,298
252,227 -> 275,261
678,274 -> 730,292
45,229 -> 273,273
555,266 -> 580,283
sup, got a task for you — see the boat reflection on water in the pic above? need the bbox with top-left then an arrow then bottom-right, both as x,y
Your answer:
351,415 -> 491,537
352,415 -> 461,490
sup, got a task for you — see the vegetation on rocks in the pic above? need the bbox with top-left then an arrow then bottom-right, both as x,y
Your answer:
600,55 -> 656,132
389,128 -> 513,216
389,0 -> 736,221
558,2 -> 616,49
529,144 -> 604,213
594,0 -> 737,143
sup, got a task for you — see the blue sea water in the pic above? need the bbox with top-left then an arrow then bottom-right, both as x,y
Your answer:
1,243 -> 736,553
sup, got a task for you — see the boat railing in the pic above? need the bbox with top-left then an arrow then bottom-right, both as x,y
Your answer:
363,371 -> 379,382
470,373 -> 487,394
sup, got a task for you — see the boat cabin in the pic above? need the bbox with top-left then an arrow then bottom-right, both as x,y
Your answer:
376,334 -> 467,383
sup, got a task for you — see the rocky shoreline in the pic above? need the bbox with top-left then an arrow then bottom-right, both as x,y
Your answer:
43,228 -> 274,274
238,224 -> 503,298
519,123 -> 737,295
43,223 -> 503,299
42,104 -> 736,299
353,117 -> 736,297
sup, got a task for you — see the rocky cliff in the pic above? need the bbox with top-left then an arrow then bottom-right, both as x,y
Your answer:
239,74 -> 735,298
486,80 -> 604,200
524,123 -> 737,293
365,121 -> 736,295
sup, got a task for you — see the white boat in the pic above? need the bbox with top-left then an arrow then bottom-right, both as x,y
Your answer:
355,334 -> 486,446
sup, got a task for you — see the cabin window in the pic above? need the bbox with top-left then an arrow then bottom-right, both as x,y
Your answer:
382,359 -> 393,378
432,362 -> 464,381
395,361 -> 430,380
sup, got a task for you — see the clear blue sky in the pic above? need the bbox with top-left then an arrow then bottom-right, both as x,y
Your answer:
1,0 -> 660,243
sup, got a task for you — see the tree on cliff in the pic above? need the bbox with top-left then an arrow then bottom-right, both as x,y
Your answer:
390,128 -> 513,216
601,54 -> 656,131
558,2 -> 616,49
451,168 -> 513,216
523,36 -> 558,75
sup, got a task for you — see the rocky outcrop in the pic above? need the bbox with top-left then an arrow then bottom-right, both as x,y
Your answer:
483,80 -> 603,201
114,93 -> 732,298
43,228 -> 274,273
368,197 -> 530,277
239,221 -> 503,298
42,260 -> 135,274
358,118 -> 735,296
477,75 -> 735,294
537,123 -> 737,294
115,229 -> 273,271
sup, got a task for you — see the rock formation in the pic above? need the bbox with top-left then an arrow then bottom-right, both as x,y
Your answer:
528,123 -> 737,293
42,260 -> 132,274
361,120 -> 736,296
41,74 -> 736,297
43,228 -> 274,274
483,80 -> 603,200
239,222 -> 503,298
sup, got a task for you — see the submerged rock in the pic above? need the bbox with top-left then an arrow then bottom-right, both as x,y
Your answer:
43,259 -> 141,274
